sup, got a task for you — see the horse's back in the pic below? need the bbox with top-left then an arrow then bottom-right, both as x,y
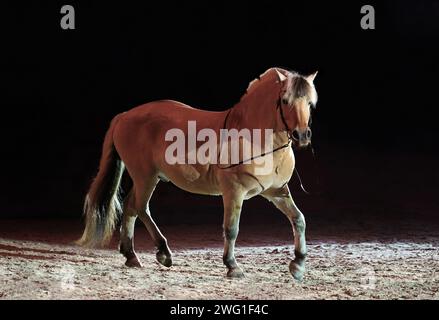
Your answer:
112,99 -> 226,183
122,99 -> 223,121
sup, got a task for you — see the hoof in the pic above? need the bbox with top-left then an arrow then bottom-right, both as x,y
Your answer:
227,268 -> 245,278
289,259 -> 305,281
125,256 -> 143,268
156,251 -> 172,268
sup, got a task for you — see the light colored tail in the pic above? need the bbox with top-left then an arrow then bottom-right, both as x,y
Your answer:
76,115 -> 124,247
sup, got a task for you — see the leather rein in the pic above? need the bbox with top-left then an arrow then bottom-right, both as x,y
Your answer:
217,92 -> 293,170
216,89 -> 313,195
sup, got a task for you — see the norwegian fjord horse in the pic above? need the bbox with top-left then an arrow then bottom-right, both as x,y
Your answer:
77,68 -> 318,280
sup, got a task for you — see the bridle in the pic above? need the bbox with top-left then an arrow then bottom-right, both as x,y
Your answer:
277,96 -> 294,141
217,84 -> 315,196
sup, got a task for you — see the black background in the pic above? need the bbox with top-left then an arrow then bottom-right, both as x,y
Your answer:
1,1 -> 438,224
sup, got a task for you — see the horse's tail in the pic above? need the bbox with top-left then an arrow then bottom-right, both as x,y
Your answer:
76,114 -> 125,248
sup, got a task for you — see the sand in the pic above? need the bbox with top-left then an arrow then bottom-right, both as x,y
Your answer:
0,218 -> 438,300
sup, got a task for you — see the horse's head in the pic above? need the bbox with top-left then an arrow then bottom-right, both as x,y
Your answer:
276,69 -> 318,148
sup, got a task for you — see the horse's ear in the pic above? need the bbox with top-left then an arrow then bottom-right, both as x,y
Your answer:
306,71 -> 318,83
275,69 -> 287,82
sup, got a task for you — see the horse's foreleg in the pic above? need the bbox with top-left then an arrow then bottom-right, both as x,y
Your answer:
263,186 -> 307,281
222,191 -> 245,278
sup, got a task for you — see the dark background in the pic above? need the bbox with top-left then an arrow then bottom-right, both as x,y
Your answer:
1,1 -> 438,225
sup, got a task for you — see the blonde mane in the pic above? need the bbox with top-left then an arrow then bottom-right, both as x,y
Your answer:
244,68 -> 318,107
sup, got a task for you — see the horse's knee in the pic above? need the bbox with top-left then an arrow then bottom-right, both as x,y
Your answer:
223,226 -> 239,241
293,214 -> 306,233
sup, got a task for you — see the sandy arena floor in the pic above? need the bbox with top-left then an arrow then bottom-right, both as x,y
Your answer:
0,218 -> 438,299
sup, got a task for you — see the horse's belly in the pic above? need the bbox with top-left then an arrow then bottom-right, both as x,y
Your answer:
159,164 -> 222,196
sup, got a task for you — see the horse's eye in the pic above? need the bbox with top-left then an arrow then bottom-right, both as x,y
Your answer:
282,98 -> 288,105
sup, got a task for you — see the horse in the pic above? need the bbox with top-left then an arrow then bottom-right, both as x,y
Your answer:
77,67 -> 318,280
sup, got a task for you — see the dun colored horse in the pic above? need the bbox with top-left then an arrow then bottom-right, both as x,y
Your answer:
77,67 -> 318,280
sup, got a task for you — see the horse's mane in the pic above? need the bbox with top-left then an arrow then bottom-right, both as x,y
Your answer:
243,68 -> 317,106
245,68 -> 284,93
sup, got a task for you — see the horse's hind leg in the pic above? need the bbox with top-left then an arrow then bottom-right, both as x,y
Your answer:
120,189 -> 142,267
136,176 -> 173,268
262,185 -> 307,281
120,174 -> 172,268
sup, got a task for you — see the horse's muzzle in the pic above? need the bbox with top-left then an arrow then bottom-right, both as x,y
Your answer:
291,128 -> 312,147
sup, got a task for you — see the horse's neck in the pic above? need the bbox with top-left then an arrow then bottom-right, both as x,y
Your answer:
228,77 -> 282,132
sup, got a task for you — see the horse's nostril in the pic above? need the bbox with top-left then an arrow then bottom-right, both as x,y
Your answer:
292,130 -> 300,141
306,128 -> 312,140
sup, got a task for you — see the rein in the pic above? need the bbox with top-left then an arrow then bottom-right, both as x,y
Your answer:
216,87 -> 314,196
217,97 -> 292,170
